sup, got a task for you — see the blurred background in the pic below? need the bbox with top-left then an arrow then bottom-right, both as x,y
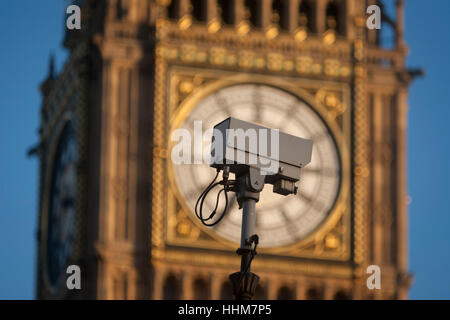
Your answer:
0,0 -> 449,299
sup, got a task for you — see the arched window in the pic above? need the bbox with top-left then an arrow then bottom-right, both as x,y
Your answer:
254,283 -> 267,300
299,0 -> 313,31
220,281 -> 233,300
272,0 -> 286,30
218,0 -> 233,25
163,274 -> 181,300
193,278 -> 210,300
333,290 -> 351,300
191,0 -> 205,22
116,0 -> 127,20
277,286 -> 295,300
326,1 -> 340,32
167,0 -> 179,20
306,287 -> 322,300
113,274 -> 128,299
244,0 -> 258,27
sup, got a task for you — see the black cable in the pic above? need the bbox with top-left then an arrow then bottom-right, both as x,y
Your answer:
199,186 -> 228,227
195,170 -> 236,227
204,187 -> 225,221
199,181 -> 223,221
243,235 -> 259,274
194,171 -> 219,221
236,235 -> 259,295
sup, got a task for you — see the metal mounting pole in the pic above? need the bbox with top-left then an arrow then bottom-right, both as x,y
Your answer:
229,168 -> 264,300
240,199 -> 256,272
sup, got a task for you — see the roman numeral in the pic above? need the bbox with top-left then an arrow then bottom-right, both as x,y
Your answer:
252,86 -> 263,123
281,210 -> 298,237
214,94 -> 232,115
309,132 -> 328,142
302,167 -> 339,177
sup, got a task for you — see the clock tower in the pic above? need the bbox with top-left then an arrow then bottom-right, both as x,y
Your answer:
36,0 -> 415,299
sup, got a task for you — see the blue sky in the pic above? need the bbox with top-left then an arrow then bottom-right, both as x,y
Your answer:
0,1 -> 449,299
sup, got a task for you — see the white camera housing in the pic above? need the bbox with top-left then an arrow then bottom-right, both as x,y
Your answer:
210,117 -> 313,195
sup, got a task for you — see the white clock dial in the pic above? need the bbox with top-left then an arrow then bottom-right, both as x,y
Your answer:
171,84 -> 341,248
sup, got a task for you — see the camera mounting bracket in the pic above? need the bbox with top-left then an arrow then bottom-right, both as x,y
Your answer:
236,167 -> 264,209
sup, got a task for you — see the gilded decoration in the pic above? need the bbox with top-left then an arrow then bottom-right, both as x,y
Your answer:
352,14 -> 369,275
156,65 -> 352,261
150,11 -> 366,279
158,44 -> 353,78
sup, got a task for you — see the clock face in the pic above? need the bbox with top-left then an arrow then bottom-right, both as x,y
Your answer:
46,122 -> 77,286
171,84 -> 341,248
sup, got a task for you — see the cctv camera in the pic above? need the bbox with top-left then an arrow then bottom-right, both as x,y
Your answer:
210,117 -> 313,195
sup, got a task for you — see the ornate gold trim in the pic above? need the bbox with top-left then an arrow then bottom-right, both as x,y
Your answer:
163,68 -> 351,261
157,43 -> 353,79
151,248 -> 354,279
352,14 -> 369,276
